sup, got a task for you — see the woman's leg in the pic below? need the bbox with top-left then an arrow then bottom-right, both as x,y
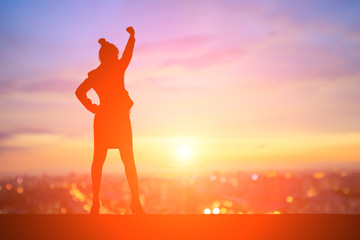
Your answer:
119,117 -> 144,214
119,142 -> 140,203
91,145 -> 108,207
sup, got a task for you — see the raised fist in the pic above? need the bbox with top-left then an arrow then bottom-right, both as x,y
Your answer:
126,26 -> 135,35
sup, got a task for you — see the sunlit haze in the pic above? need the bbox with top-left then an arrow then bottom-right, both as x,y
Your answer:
1,0 -> 360,175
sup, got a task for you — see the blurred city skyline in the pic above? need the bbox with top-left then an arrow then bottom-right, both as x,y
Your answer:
1,0 -> 360,175
1,169 -> 359,214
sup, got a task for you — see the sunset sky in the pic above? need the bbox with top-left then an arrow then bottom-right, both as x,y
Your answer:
1,0 -> 360,175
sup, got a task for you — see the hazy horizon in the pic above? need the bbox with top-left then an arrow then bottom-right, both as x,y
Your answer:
1,159 -> 360,177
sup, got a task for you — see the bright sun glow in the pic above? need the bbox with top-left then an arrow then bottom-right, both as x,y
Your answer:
177,145 -> 192,160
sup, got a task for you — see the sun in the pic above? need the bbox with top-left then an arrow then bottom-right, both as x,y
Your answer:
177,145 -> 192,161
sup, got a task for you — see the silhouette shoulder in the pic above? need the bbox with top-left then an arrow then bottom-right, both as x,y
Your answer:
118,58 -> 127,68
88,69 -> 97,78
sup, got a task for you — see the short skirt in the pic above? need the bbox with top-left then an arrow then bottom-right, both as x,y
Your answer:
94,109 -> 133,149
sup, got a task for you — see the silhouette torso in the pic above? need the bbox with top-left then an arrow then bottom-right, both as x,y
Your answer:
87,61 -> 133,149
88,61 -> 133,112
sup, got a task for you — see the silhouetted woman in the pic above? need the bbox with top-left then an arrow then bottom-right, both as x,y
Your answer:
76,26 -> 145,215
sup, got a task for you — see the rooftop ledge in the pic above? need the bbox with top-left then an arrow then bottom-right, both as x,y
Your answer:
1,214 -> 359,240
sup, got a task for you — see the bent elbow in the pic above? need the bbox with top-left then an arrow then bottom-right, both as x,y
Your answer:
75,88 -> 80,98
75,87 -> 83,100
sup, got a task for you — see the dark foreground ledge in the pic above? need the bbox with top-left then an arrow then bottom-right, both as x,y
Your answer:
1,214 -> 359,240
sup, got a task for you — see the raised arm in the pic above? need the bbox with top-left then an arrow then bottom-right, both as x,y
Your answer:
75,77 -> 97,114
120,26 -> 136,68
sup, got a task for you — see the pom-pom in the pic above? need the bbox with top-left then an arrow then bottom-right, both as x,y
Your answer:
98,38 -> 106,46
